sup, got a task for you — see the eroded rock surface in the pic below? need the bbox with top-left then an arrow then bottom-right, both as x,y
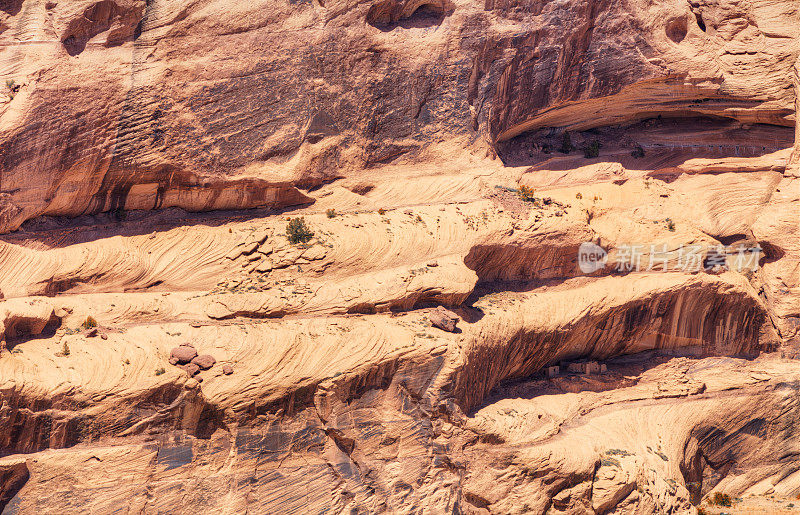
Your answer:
0,0 -> 797,513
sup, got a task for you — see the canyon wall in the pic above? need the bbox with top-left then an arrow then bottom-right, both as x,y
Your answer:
0,0 -> 797,232
0,0 -> 798,513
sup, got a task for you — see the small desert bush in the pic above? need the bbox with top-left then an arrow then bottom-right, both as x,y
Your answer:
82,316 -> 98,329
62,341 -> 70,356
517,185 -> 536,202
582,140 -> 602,158
559,131 -> 573,154
326,208 -> 337,218
378,208 -> 386,215
155,367 -> 166,376
286,217 -> 314,244
709,492 -> 732,507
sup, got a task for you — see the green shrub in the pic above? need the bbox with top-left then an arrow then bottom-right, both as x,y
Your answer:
582,140 -> 602,158
575,192 -> 583,199
286,217 -> 314,244
62,341 -> 70,356
378,208 -> 386,215
710,492 -> 732,507
559,131 -> 573,154
326,208 -> 336,218
666,218 -> 675,232
5,79 -> 14,90
155,367 -> 166,376
81,316 -> 98,329
517,185 -> 536,202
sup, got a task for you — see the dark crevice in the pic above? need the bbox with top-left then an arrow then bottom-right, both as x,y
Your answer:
496,116 -> 793,169
0,461 -> 29,514
694,11 -> 706,32
366,1 -> 448,31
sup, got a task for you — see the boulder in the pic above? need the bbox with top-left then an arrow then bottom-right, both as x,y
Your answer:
191,354 -> 217,370
222,365 -> 234,375
180,363 -> 201,377
429,306 -> 459,333
170,346 -> 197,364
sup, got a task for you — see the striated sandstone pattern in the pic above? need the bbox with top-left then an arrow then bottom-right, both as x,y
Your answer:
0,0 -> 798,513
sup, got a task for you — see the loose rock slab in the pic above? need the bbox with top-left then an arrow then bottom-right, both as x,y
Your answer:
429,306 -> 460,332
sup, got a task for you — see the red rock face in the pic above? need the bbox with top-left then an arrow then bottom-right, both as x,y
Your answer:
0,0 -> 797,513
0,0 -> 796,232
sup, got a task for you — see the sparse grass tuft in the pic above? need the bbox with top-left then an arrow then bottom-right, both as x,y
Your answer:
666,218 -> 676,232
605,448 -> 634,457
62,341 -> 70,356
600,456 -> 621,468
575,192 -> 583,200
82,316 -> 98,330
5,79 -> 16,100
286,217 -> 314,244
326,208 -> 337,218
378,208 -> 386,216
155,367 -> 166,376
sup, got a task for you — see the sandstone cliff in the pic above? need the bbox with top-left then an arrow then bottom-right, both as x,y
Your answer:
0,0 -> 798,513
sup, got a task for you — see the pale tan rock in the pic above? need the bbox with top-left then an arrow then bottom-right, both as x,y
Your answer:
254,260 -> 273,273
0,297 -> 57,343
0,0 -> 795,511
